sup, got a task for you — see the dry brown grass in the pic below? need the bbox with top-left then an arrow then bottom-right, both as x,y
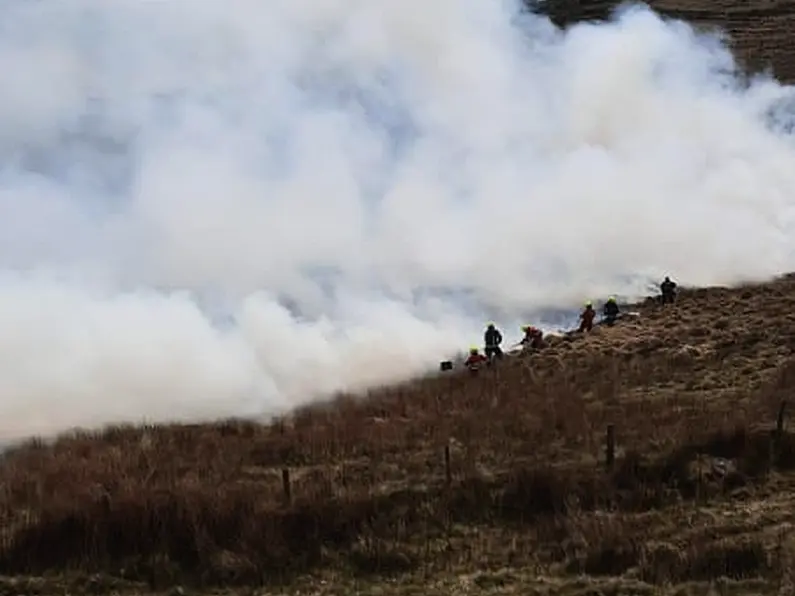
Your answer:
0,4 -> 790,596
3,275 -> 795,594
542,0 -> 795,83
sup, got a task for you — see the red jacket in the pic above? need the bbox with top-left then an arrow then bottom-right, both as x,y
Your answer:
464,353 -> 487,368
522,327 -> 543,348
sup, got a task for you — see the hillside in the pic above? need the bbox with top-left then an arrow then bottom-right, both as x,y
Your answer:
541,0 -> 795,82
3,2 -> 795,595
3,274 -> 795,594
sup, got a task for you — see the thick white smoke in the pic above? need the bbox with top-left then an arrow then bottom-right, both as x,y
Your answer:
0,0 -> 794,441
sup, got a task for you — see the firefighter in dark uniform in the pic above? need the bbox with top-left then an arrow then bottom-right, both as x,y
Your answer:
484,323 -> 504,361
660,276 -> 677,304
603,296 -> 620,326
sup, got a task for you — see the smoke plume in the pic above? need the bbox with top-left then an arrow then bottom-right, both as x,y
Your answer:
1,0 -> 794,440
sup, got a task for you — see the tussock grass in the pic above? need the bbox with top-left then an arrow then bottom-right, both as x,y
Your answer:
4,274 -> 795,592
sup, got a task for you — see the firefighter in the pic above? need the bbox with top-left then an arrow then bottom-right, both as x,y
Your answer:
484,323 -> 504,361
464,346 -> 487,373
520,325 -> 544,349
660,276 -> 677,305
579,301 -> 596,332
603,296 -> 620,326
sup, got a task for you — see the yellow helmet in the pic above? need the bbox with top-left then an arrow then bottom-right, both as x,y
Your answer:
585,301 -> 592,307
608,296 -> 616,303
469,345 -> 479,354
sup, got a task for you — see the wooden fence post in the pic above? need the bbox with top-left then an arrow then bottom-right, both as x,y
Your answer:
606,425 -> 615,471
444,445 -> 452,486
282,468 -> 292,505
774,401 -> 788,461
777,401 -> 787,435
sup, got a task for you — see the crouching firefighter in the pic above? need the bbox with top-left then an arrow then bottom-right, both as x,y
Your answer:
464,346 -> 488,373
484,323 -> 504,361
520,325 -> 544,350
603,296 -> 620,326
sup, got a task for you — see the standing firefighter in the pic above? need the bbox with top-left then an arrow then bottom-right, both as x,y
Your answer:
484,323 -> 504,361
603,296 -> 620,326
660,276 -> 677,304
520,325 -> 544,350
464,346 -> 487,373
579,301 -> 596,332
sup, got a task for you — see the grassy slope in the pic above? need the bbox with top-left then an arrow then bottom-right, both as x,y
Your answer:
3,275 -> 795,595
3,6 -> 795,594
